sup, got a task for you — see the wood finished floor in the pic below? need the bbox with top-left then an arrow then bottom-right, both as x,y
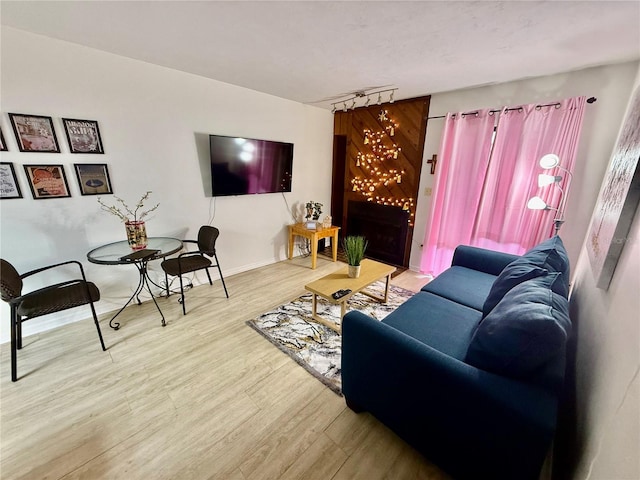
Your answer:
0,256 -> 448,480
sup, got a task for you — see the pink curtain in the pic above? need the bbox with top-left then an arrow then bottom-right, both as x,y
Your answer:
420,97 -> 586,275
419,110 -> 496,275
471,97 -> 586,254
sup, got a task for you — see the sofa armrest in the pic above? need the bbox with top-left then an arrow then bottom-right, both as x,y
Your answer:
342,310 -> 557,480
451,245 -> 519,276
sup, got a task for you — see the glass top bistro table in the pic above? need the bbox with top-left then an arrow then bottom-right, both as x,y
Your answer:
87,237 -> 183,330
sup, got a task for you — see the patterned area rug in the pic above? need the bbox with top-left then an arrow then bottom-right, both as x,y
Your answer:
247,281 -> 415,395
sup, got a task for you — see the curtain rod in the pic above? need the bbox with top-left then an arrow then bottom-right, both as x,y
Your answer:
427,96 -> 597,120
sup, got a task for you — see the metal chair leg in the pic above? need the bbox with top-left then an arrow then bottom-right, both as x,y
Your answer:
10,306 -> 18,382
89,301 -> 106,351
16,315 -> 22,350
205,267 -> 213,285
214,254 -> 229,298
179,275 -> 186,315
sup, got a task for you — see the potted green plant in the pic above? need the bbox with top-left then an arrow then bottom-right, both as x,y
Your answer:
343,235 -> 368,278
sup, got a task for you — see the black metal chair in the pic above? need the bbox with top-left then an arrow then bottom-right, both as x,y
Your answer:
0,258 -> 106,382
161,226 -> 229,315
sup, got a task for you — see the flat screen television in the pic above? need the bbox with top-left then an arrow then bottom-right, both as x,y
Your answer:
209,134 -> 294,196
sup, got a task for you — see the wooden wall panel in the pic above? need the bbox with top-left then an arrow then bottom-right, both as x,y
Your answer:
332,96 -> 430,266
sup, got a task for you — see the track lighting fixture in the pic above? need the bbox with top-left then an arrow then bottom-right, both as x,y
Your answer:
330,88 -> 398,113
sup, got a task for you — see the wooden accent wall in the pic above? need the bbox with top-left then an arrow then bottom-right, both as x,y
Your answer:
332,96 -> 430,267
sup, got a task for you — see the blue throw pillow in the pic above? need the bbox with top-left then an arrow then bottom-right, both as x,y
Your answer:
465,274 -> 572,379
482,262 -> 548,317
521,235 -> 570,290
483,236 -> 571,317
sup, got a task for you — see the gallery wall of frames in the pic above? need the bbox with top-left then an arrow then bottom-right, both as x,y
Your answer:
0,113 -> 113,200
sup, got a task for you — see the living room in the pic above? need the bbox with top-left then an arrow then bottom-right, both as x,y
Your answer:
1,2 -> 639,479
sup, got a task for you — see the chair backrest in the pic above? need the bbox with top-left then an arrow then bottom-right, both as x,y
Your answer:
0,259 -> 23,302
197,226 -> 220,256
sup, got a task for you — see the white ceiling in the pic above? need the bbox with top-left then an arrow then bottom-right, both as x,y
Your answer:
2,1 -> 640,109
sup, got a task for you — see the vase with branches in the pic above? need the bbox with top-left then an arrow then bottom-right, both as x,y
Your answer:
97,191 -> 160,250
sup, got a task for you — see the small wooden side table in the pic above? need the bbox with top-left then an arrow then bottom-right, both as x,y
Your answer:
288,223 -> 340,269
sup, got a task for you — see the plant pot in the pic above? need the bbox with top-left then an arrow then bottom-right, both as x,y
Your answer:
348,265 -> 361,278
125,220 -> 148,250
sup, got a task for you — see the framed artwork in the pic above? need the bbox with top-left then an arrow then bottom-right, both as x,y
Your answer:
587,85 -> 640,290
23,164 -> 71,199
0,126 -> 7,151
62,118 -> 104,154
0,162 -> 22,199
8,113 -> 60,153
74,163 -> 113,195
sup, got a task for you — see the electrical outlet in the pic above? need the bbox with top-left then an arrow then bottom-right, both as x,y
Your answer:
424,187 -> 432,196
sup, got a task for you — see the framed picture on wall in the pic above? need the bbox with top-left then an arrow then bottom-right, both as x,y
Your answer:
8,113 -> 60,153
0,162 -> 22,199
74,163 -> 113,195
0,126 -> 8,151
63,118 -> 104,154
587,85 -> 640,290
23,164 -> 71,199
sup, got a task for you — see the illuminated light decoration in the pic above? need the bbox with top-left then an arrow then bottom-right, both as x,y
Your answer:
351,111 -> 416,225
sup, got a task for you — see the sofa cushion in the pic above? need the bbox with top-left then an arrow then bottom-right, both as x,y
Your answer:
482,263 -> 548,317
421,266 -> 497,311
481,236 -> 570,316
383,291 -> 482,360
520,235 -> 570,295
465,274 -> 571,379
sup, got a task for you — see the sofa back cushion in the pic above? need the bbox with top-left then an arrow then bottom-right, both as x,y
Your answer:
465,273 -> 572,381
482,235 -> 570,317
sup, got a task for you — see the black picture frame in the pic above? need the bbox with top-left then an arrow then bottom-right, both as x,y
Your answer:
0,162 -> 23,199
8,113 -> 60,153
63,118 -> 104,154
74,163 -> 113,195
23,164 -> 71,199
0,126 -> 7,151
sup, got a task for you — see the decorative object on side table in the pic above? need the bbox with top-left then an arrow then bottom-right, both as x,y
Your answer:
305,200 -> 323,229
305,200 -> 323,221
97,191 -> 159,250
343,235 -> 368,278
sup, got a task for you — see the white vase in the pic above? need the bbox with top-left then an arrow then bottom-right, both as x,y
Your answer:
348,265 -> 361,278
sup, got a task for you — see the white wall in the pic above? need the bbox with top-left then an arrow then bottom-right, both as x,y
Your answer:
410,62 -> 640,272
568,64 -> 640,480
0,27 -> 333,342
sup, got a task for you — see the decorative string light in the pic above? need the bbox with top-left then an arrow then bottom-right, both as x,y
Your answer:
351,109 -> 415,225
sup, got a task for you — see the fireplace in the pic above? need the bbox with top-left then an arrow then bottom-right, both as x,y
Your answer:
346,201 -> 410,267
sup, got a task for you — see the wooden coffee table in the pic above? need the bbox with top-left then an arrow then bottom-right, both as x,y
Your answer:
304,258 -> 396,333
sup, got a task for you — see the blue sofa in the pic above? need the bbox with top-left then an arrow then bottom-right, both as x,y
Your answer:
342,236 -> 572,480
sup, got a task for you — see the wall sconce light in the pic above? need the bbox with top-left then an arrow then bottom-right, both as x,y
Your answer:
527,153 -> 573,235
